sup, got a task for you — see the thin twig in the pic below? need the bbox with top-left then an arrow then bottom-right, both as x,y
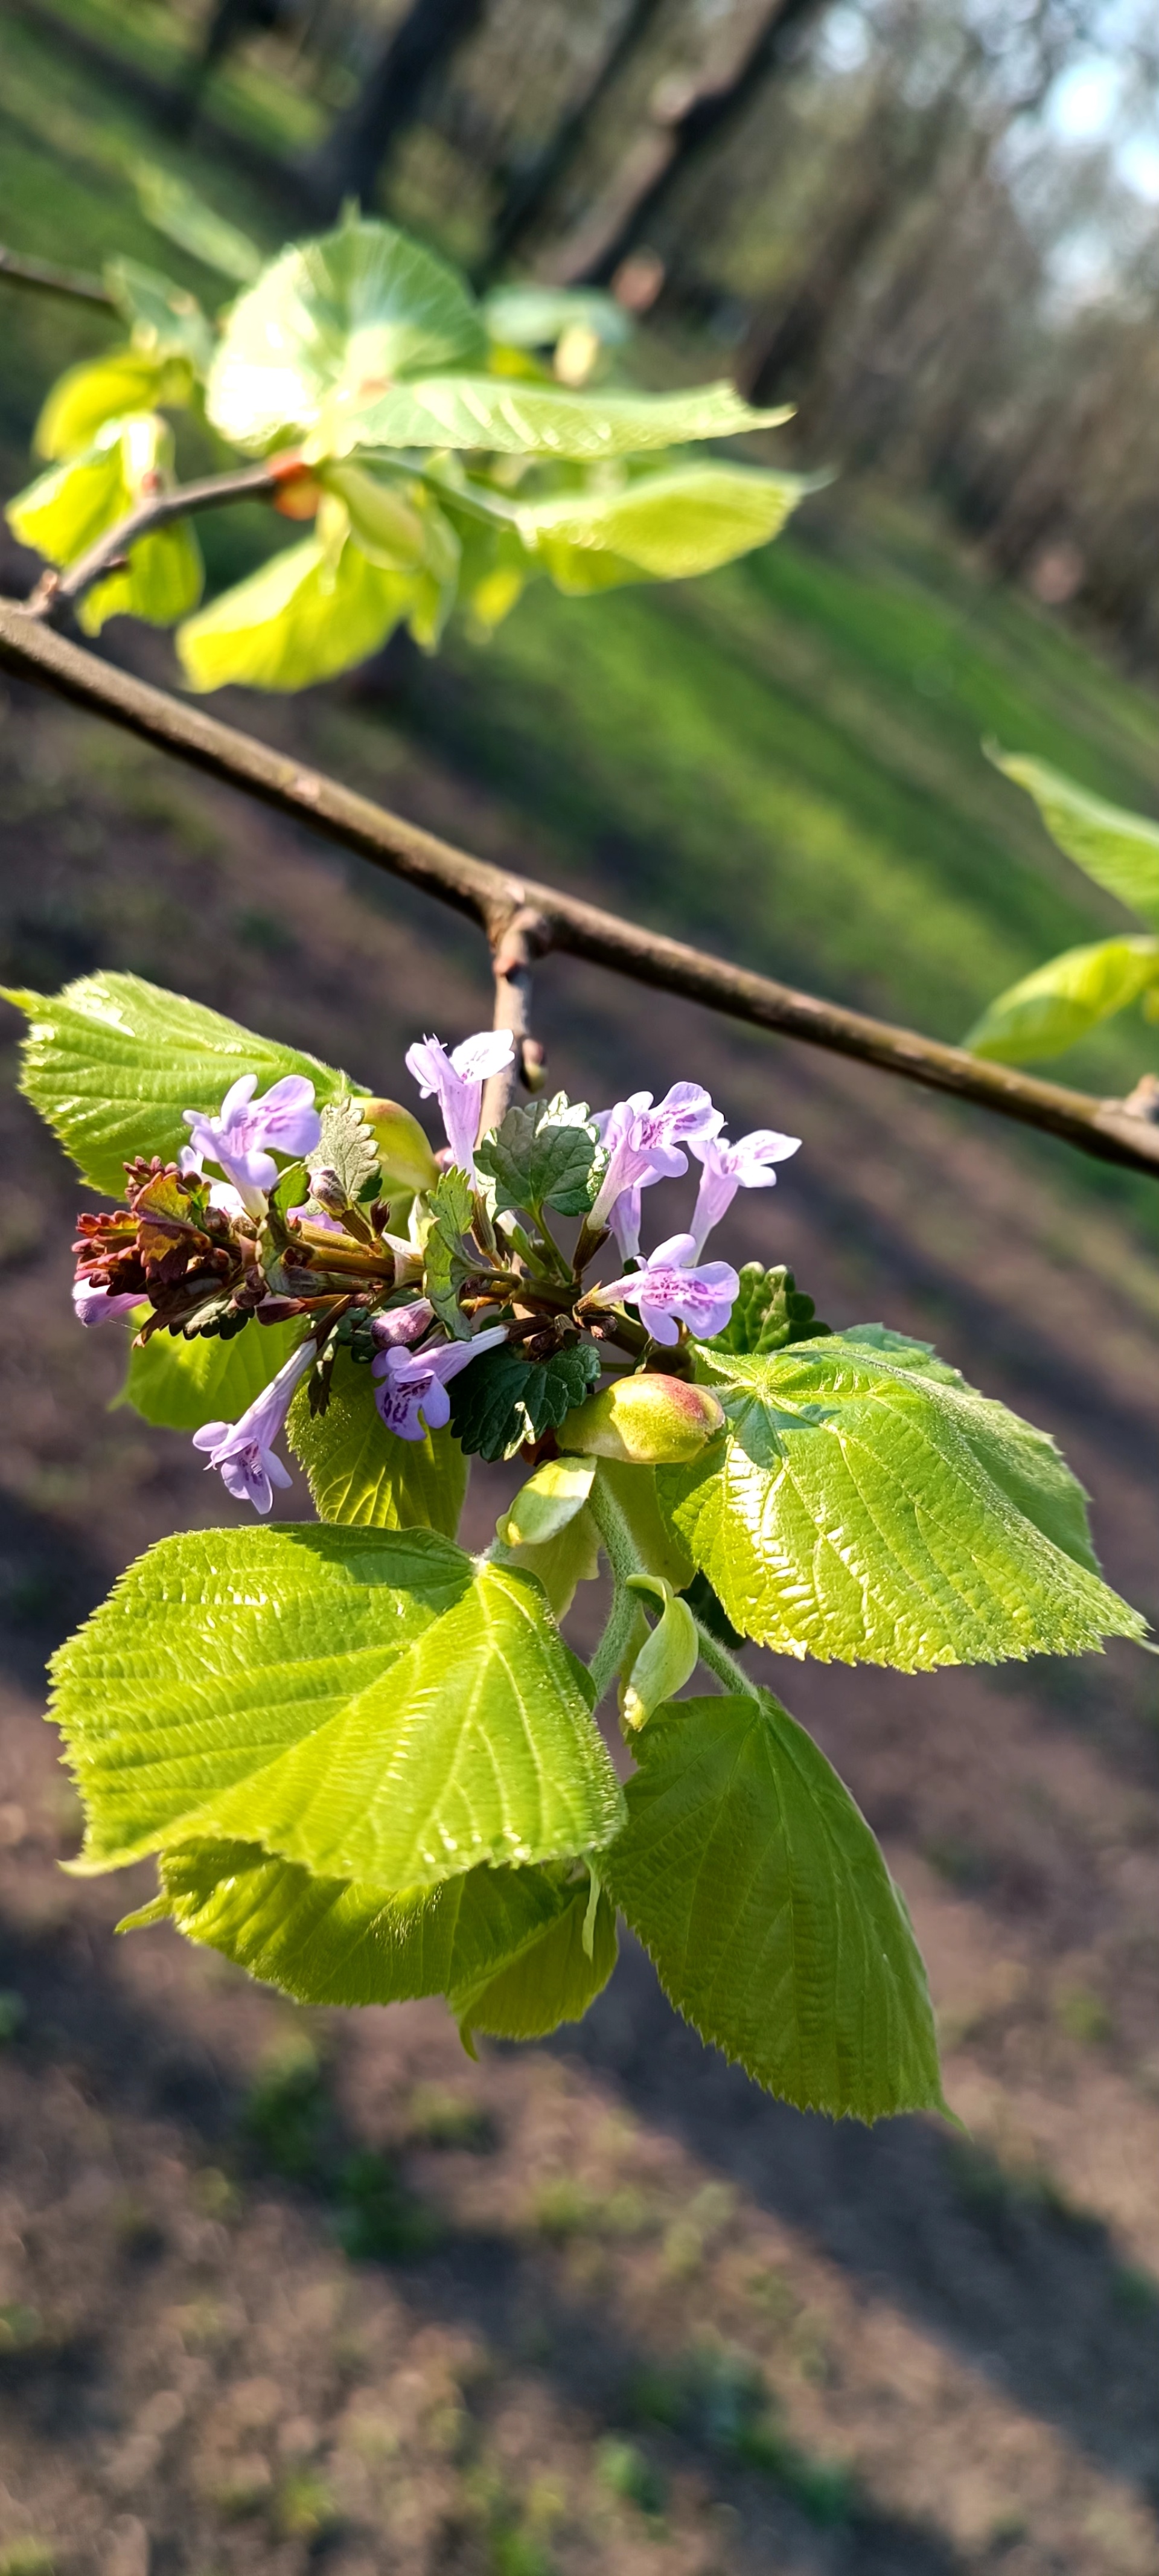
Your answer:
0,243 -> 117,310
28,463 -> 286,621
2,596 -> 1159,1181
479,903 -> 552,1136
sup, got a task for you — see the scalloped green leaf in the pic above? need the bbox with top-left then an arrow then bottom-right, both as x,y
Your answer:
118,1315 -> 304,1432
707,1261 -> 830,1357
449,1340 -> 601,1463
81,519 -> 203,638
517,461 -> 808,592
992,751 -> 1159,929
965,935 -> 1159,1063
4,971 -> 353,1197
660,1338 -> 1143,1668
287,1347 -> 467,1537
603,1691 -> 945,2120
129,1836 -> 587,2010
314,377 -> 792,464
207,217 -> 487,451
475,1089 -> 599,1217
53,1524 -> 624,1889
177,533 -> 412,694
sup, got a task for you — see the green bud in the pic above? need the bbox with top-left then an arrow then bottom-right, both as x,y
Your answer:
499,1454 -> 595,1550
621,1576 -> 699,1731
362,1099 -> 439,1196
320,463 -> 426,568
563,1373 -> 723,1465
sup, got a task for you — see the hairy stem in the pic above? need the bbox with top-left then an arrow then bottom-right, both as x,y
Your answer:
587,1578 -> 643,1706
692,1616 -> 759,1699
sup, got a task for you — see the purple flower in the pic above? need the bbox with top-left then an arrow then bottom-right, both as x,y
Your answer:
598,1232 -> 739,1347
608,1183 -> 642,1261
404,1031 -> 515,1179
191,1338 -> 315,1513
590,1084 -> 722,1239
182,1074 -> 322,1218
372,1322 -> 508,1442
72,1279 -> 144,1327
370,1298 -> 435,1349
689,1127 -> 800,1256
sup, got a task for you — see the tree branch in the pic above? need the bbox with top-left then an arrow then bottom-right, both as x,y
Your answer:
28,462 -> 285,622
479,903 -> 552,1136
2,595 -> 1159,1182
0,243 -> 116,310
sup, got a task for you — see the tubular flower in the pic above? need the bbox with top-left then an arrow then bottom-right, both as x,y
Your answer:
72,1280 -> 144,1327
404,1030 -> 514,1179
598,1232 -> 739,1347
689,1126 -> 801,1257
372,1322 -> 508,1441
191,1338 -> 316,1513
370,1298 -> 435,1349
590,1083 -> 722,1241
182,1074 -> 322,1218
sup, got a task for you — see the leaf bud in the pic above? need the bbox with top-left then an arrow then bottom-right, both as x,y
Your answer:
361,1099 -> 439,1195
499,1455 -> 595,1550
621,1577 -> 699,1730
561,1373 -> 723,1464
309,1166 -> 347,1213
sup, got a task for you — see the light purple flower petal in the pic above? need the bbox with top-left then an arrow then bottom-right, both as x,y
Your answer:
405,1031 -> 514,1178
590,1082 -> 722,1228
72,1280 -> 144,1327
191,1338 -> 314,1514
373,1321 -> 508,1440
688,1126 -> 801,1255
182,1073 -> 321,1219
607,1184 -> 642,1261
598,1230 -> 739,1345
370,1298 -> 435,1348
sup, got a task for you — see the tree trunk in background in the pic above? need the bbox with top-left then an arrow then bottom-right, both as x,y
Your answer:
171,0 -> 277,135
482,0 -> 665,282
540,0 -> 829,289
306,0 -> 487,218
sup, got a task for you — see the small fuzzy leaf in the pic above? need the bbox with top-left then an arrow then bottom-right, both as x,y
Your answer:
118,1313 -> 304,1432
5,970 -> 351,1197
603,1691 -> 945,2119
313,375 -> 791,464
287,1347 -> 467,1537
52,1524 -> 624,1888
476,1090 -> 599,1217
452,1882 -> 618,2040
663,1338 -> 1143,1668
992,751 -> 1159,929
621,1580 -> 698,1730
965,936 -> 1159,1063
177,534 -> 412,694
449,1340 -> 601,1463
313,1095 -> 379,1205
707,1262 -> 830,1358
519,461 -> 808,591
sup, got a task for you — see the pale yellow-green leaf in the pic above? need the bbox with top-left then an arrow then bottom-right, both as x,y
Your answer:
34,350 -> 191,460
519,462 -> 808,591
992,751 -> 1159,929
313,376 -> 791,465
105,257 -> 216,373
117,1316 -> 305,1432
965,936 -> 1159,1062
80,519 -> 203,636
287,1347 -> 467,1538
177,533 -> 411,692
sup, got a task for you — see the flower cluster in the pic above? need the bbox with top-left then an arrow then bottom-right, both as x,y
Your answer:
71,1042 -> 799,1511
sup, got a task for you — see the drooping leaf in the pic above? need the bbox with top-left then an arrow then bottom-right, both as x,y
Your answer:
133,161 -> 263,284
707,1262 -> 831,1357
7,431 -> 130,565
602,1691 -> 945,2120
517,462 -> 808,592
313,375 -> 792,465
128,1836 -> 587,2010
991,751 -> 1159,929
476,1089 -> 600,1217
33,351 -> 191,460
423,1167 -> 478,1338
287,1347 -> 467,1537
500,1454 -> 596,1549
5,971 -> 351,1197
118,1313 -> 304,1432
452,1882 -> 618,2041
53,1524 -> 624,1888
10,414 -> 204,636
965,936 -> 1159,1063
449,1340 -> 601,1463
104,257 -> 216,373
482,283 -> 631,351
660,1338 -> 1143,1667
177,533 -> 412,694
81,519 -> 203,638
207,216 -> 487,451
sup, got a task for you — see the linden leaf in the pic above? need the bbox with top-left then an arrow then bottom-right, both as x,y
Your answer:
706,1262 -> 830,1358
452,1882 -> 618,2042
177,533 -> 412,694
965,937 -> 1159,1064
602,1691 -> 945,2120
287,1347 -> 467,1537
118,1314 -> 304,1432
517,461 -> 809,592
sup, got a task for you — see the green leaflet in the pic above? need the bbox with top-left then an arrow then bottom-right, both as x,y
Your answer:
475,1089 -> 600,1217
452,1883 -> 618,2042
517,462 -> 808,592
661,1338 -> 1143,1668
502,1503 -> 602,1618
287,1347 -> 467,1537
207,216 -> 487,451
482,283 -> 630,351
52,1523 -> 624,1888
314,375 -> 792,466
33,351 -> 191,460
9,415 -> 203,637
707,1261 -> 831,1357
81,520 -> 203,638
8,431 -> 133,563
991,751 -> 1159,929
177,533 -> 412,694
128,1836 -> 591,2013
965,936 -> 1159,1063
105,258 -> 216,374
118,1314 -> 304,1432
449,1340 -> 601,1463
133,161 -> 263,284
603,1693 -> 945,2120
5,970 -> 351,1197
313,1095 -> 379,1205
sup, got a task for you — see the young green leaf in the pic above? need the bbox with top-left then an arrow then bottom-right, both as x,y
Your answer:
602,1691 -> 945,2119
207,216 -> 487,451
706,1261 -> 831,1357
313,1095 -> 379,1205
53,1524 -> 624,1886
965,936 -> 1159,1063
129,1836 -> 589,2010
621,1578 -> 698,1731
449,1340 -> 601,1463
475,1089 -> 600,1217
500,1454 -> 596,1549
501,1501 -> 602,1619
423,1167 -> 479,1338
104,257 -> 216,373
177,533 -> 412,694
133,161 -> 263,284
8,432 -> 132,566
314,374 -> 792,465
33,350 -> 191,460
452,1882 -> 618,2042
81,521 -> 204,638
287,1347 -> 467,1537
118,1313 -> 304,1432
10,415 -> 203,636
662,1338 -> 1143,1667
5,970 -> 351,1196
991,751 -> 1159,929
518,462 -> 809,591
482,283 -> 630,352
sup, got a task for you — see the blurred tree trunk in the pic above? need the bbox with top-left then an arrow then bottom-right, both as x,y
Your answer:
482,0 -> 665,281
540,0 -> 828,288
307,0 -> 487,217
171,0 -> 282,135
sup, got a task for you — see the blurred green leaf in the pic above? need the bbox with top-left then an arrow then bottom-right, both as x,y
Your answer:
965,934 -> 1159,1062
992,750 -> 1159,928
34,350 -> 192,460
317,376 -> 793,464
482,283 -> 631,351
105,256 -> 216,373
119,1314 -> 304,1432
519,461 -> 808,591
178,531 -> 412,693
133,160 -> 263,283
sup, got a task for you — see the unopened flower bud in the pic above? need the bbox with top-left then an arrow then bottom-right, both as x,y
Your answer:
361,1099 -> 439,1195
561,1373 -> 723,1464
309,1167 -> 347,1214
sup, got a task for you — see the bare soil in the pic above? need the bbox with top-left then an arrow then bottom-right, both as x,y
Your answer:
2,624 -> 1159,2576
